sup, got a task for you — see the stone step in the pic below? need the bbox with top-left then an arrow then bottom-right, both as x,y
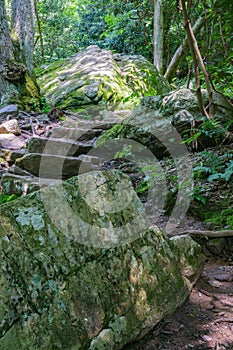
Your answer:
8,165 -> 33,176
50,126 -> 104,142
1,153 -> 103,195
27,137 -> 94,157
16,153 -> 97,179
63,119 -> 122,131
0,134 -> 26,150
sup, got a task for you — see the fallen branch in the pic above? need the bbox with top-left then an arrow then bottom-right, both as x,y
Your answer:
214,318 -> 233,324
168,230 -> 233,238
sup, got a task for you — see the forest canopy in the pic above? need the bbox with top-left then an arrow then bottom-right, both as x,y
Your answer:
0,0 -> 232,107
32,0 -> 233,97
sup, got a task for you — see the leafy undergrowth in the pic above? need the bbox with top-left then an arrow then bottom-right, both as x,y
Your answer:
189,145 -> 233,228
0,194 -> 19,205
101,143 -> 233,231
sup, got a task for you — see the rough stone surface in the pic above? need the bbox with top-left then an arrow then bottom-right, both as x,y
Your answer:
27,137 -> 93,157
0,149 -> 26,164
0,134 -> 26,150
1,173 -> 41,196
95,98 -> 173,159
0,104 -> 18,121
0,119 -> 21,135
37,45 -> 170,108
16,153 -> 86,179
96,88 -> 233,157
0,170 -> 204,349
51,126 -> 104,141
0,111 -> 124,196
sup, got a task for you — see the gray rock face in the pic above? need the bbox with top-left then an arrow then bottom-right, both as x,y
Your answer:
27,137 -> 94,157
0,119 -> 21,135
51,126 -> 103,141
0,104 -> 18,121
96,88 -> 233,157
37,45 -> 170,108
0,170 -> 204,349
0,134 -> 26,150
16,153 -> 85,179
141,88 -> 233,121
1,173 -> 41,196
0,113 -> 123,196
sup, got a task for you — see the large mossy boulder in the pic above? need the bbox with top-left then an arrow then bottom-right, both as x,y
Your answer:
0,170 -> 204,349
37,45 -> 170,109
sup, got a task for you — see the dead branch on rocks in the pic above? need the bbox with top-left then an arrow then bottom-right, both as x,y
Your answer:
168,230 -> 233,238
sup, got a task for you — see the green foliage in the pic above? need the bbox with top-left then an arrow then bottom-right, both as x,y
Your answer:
0,194 -> 19,205
114,144 -> 134,159
95,123 -> 124,146
35,0 -> 81,64
206,208 -> 233,229
192,185 -> 207,205
193,150 -> 233,182
33,0 -> 233,98
191,149 -> 233,206
39,96 -> 51,113
200,1 -> 233,99
183,117 -> 231,149
75,0 -> 154,60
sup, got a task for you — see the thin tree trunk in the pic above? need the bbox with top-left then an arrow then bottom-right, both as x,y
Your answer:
164,16 -> 206,82
180,0 -> 207,117
180,0 -> 214,117
153,0 -> 163,73
186,16 -> 214,116
34,0 -> 45,63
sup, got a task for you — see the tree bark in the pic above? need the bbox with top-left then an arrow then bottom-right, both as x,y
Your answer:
0,0 -> 39,108
11,0 -> 35,74
0,0 -> 18,103
153,0 -> 163,73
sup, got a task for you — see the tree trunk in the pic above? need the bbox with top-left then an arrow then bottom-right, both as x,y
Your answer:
153,0 -> 163,73
34,0 -> 45,63
11,0 -> 35,74
0,0 -> 18,104
0,0 -> 39,108
180,0 -> 214,117
164,16 -> 206,82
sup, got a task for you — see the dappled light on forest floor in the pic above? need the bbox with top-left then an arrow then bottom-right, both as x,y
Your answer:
123,259 -> 233,350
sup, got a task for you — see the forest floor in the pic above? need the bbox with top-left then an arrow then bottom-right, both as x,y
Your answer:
123,254 -> 233,350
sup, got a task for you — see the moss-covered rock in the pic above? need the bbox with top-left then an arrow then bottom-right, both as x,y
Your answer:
96,88 -> 233,158
37,45 -> 171,109
0,170 -> 204,349
0,61 -> 40,111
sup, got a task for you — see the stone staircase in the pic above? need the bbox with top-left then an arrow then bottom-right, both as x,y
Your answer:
1,118 -> 122,196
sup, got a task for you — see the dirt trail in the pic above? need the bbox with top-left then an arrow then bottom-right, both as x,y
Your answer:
124,258 -> 233,350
